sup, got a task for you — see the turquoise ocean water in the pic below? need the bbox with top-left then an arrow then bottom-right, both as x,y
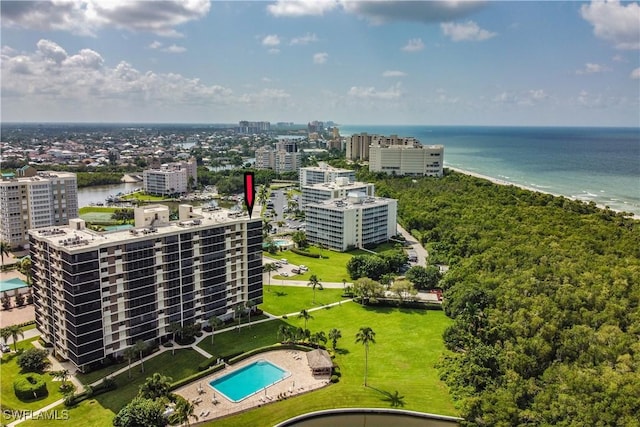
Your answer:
339,126 -> 640,216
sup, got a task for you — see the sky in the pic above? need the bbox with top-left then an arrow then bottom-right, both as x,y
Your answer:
1,0 -> 639,126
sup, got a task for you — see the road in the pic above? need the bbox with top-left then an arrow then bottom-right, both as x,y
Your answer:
396,223 -> 428,267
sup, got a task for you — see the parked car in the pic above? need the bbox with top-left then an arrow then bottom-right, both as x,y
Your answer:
291,268 -> 301,274
299,265 -> 308,272
280,259 -> 288,264
281,272 -> 289,277
1,343 -> 10,353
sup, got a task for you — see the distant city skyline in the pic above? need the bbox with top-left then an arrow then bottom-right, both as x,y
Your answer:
1,0 -> 639,127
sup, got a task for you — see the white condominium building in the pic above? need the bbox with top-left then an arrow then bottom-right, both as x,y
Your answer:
143,158 -> 197,196
299,162 -> 355,187
301,177 -> 375,208
253,144 -> 301,173
305,192 -> 397,252
29,204 -> 263,372
0,166 -> 78,248
369,144 -> 444,177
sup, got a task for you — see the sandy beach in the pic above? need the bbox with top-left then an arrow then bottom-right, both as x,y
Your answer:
445,166 -> 638,219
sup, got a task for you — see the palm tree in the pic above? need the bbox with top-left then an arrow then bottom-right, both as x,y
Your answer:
208,316 -> 223,346
263,263 -> 278,288
51,369 -> 70,390
0,327 -> 12,347
246,299 -> 257,326
355,326 -> 376,386
19,257 -> 32,285
262,219 -> 273,238
170,395 -> 198,426
307,275 -> 323,304
292,230 -> 307,249
328,328 -> 342,351
298,309 -> 313,331
311,331 -> 327,347
168,322 -> 182,356
7,325 -> 24,351
0,241 -> 11,267
234,304 -> 244,331
138,372 -> 173,400
123,346 -> 136,379
134,340 -> 148,373
277,324 -> 291,343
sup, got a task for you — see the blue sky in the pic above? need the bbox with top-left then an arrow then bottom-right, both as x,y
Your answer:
1,0 -> 639,126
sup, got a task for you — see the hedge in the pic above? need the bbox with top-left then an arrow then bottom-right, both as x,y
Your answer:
13,373 -> 48,400
290,248 -> 321,258
198,356 -> 222,371
169,363 -> 226,391
64,378 -> 116,407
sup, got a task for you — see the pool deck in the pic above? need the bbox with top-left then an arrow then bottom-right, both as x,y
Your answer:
174,350 -> 331,421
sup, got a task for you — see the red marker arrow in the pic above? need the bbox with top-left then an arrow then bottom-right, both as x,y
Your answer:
244,172 -> 255,218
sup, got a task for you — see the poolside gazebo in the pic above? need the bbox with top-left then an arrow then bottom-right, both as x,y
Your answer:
306,349 -> 333,376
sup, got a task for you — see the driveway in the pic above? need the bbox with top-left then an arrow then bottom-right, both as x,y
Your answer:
396,224 -> 428,267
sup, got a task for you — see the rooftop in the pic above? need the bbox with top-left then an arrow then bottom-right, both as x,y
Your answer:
30,205 -> 256,251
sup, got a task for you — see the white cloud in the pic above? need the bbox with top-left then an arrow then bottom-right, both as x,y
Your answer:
581,0 -> 640,50
313,52 -> 329,64
341,0 -> 487,24
347,82 -> 403,100
267,0 -> 339,17
493,89 -> 548,106
0,0 -> 211,37
2,39 -> 233,109
290,33 -> 319,45
148,41 -> 186,53
382,70 -> 407,77
576,63 -> 611,74
262,35 -> 281,46
402,38 -> 425,52
165,44 -> 186,54
631,68 -> 640,79
441,20 -> 496,41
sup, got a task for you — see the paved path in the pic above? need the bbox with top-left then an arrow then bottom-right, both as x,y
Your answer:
397,223 -> 428,267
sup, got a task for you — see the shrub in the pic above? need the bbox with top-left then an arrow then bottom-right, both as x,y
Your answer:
17,348 -> 50,373
169,364 -> 225,391
15,293 -> 25,307
330,375 -> 339,383
290,248 -> 321,258
198,356 -> 221,371
13,373 -> 48,400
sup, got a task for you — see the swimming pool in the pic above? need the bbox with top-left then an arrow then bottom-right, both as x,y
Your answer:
0,278 -> 28,293
210,360 -> 290,402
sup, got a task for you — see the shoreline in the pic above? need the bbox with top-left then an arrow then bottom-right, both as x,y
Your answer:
445,166 -> 638,220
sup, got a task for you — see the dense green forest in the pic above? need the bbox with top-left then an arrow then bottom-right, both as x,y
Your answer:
370,171 -> 640,426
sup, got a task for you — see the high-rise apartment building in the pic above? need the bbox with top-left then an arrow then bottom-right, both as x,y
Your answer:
29,204 -> 262,371
0,166 -> 78,248
346,133 -> 374,161
305,193 -> 397,251
253,141 -> 301,174
143,158 -> 197,195
300,178 -> 375,208
299,162 -> 355,187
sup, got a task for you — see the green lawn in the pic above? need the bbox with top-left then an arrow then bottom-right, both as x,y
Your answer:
260,285 -> 348,316
266,247 -> 353,283
78,206 -> 118,215
14,349 -> 205,427
203,302 -> 457,426
93,349 -> 205,414
197,319 -> 291,358
0,338 -> 66,421
120,192 -> 168,201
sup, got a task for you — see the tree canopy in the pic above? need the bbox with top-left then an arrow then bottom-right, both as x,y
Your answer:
368,171 -> 640,425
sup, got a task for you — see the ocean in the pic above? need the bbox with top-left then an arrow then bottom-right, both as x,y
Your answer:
339,126 -> 640,216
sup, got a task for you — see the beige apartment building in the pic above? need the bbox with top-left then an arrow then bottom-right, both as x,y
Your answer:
0,166 -> 78,248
